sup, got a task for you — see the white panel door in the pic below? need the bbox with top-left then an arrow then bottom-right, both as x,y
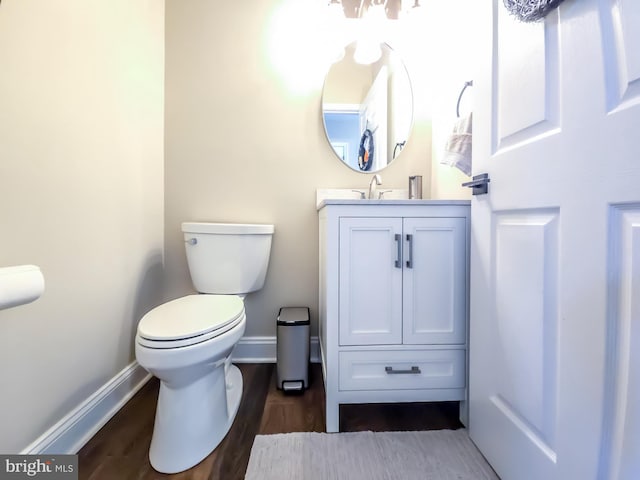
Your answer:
339,217 -> 403,345
470,1 -> 640,479
403,217 -> 466,345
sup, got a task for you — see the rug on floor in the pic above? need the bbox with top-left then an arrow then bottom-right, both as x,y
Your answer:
244,429 -> 499,480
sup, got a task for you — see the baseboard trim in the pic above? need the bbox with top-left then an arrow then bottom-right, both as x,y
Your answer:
22,335 -> 318,454
233,335 -> 320,364
21,361 -> 151,455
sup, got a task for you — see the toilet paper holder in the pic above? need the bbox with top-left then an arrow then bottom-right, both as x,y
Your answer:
0,264 -> 45,311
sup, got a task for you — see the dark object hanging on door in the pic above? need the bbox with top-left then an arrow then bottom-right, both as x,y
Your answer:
502,0 -> 566,22
358,129 -> 375,171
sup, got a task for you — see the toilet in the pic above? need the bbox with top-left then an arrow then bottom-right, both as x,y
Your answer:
135,222 -> 274,474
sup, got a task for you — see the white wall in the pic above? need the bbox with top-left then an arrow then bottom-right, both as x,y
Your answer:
0,0 -> 164,453
164,0 -> 434,336
426,0 -> 477,200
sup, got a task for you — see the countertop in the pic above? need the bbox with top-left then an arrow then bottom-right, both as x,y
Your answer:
317,198 -> 471,210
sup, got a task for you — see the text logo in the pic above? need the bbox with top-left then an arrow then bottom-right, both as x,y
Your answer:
0,455 -> 77,480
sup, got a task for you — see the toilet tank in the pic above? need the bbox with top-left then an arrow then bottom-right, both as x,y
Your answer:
182,222 -> 274,295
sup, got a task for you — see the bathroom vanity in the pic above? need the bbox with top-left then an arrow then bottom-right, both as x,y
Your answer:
318,200 -> 471,432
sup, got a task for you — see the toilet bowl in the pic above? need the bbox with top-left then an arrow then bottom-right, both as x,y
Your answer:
136,295 -> 246,473
135,222 -> 274,474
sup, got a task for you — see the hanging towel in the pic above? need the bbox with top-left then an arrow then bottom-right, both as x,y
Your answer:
441,112 -> 472,176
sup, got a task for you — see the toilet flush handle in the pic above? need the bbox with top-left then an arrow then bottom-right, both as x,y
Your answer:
185,238 -> 197,246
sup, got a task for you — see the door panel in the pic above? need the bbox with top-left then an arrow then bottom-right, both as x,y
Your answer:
339,217 -> 403,345
403,217 -> 466,345
470,1 -> 640,479
601,0 -> 640,109
599,206 -> 640,479
494,210 -> 558,448
496,9 -> 559,150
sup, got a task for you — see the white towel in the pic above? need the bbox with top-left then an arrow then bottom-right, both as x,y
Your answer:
441,112 -> 472,176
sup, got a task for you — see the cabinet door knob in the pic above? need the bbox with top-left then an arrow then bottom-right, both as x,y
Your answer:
406,234 -> 414,268
394,234 -> 402,268
385,366 -> 421,375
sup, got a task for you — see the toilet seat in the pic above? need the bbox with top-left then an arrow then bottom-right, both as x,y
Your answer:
137,295 -> 245,349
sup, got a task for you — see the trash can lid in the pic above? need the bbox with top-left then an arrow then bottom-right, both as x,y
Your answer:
277,306 -> 310,325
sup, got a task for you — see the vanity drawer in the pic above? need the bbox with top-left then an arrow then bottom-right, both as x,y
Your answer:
339,349 -> 465,391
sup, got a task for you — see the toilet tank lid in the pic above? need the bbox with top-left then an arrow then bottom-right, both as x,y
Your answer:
182,222 -> 274,235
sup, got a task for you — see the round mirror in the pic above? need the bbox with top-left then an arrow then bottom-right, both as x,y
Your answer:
322,42 -> 413,172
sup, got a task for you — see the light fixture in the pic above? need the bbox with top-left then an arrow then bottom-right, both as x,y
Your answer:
327,0 -> 345,20
324,0 -> 417,20
401,0 -> 423,19
406,0 -> 422,11
353,1 -> 386,64
324,0 -> 348,62
321,0 -> 423,65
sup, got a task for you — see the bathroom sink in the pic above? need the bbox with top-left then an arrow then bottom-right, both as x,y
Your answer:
316,188 -> 408,207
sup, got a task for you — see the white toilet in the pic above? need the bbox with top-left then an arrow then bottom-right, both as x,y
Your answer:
135,222 -> 274,474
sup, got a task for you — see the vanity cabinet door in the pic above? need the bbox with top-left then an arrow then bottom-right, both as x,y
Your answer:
339,217 -> 403,346
403,217 -> 467,345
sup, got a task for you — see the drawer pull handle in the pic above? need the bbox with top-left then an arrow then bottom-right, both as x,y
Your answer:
385,366 -> 421,375
394,234 -> 402,268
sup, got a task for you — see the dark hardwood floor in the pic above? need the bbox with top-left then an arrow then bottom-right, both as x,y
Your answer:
78,364 -> 462,479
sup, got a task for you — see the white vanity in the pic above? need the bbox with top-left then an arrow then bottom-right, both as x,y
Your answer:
318,199 -> 471,432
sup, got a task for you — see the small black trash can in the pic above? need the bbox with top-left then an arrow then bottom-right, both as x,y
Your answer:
276,307 -> 310,393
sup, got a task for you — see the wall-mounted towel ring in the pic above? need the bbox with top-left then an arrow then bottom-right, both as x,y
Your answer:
456,80 -> 473,118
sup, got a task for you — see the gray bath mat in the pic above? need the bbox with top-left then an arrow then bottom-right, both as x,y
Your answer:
245,429 -> 499,480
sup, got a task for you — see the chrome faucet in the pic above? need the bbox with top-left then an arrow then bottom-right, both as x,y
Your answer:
368,174 -> 382,199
